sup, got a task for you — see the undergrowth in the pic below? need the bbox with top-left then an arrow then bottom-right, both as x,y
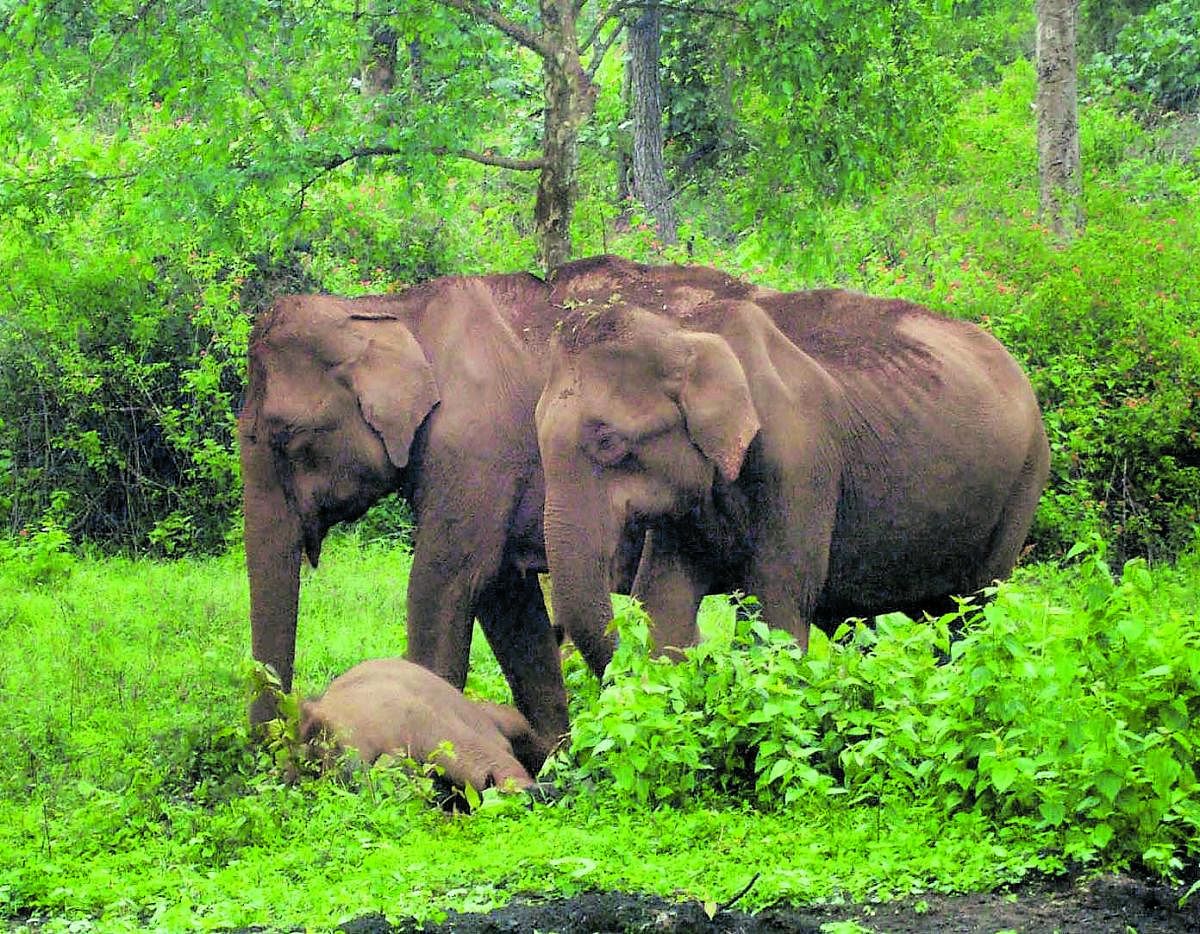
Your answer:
556,537 -> 1200,878
1,538 -> 1197,930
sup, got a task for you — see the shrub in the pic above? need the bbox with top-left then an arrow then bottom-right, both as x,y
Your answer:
556,543 -> 1200,874
1087,0 -> 1200,111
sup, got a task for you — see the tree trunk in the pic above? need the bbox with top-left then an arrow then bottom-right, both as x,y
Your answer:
1036,0 -> 1084,239
617,55 -> 633,205
534,0 -> 597,274
626,0 -> 677,245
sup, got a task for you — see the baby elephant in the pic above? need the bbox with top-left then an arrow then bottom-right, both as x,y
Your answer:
300,658 -> 550,793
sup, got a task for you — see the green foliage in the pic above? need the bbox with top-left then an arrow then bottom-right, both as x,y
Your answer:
1086,0 -> 1200,111
732,0 -> 959,235
14,540 -> 1189,928
556,543 -> 1200,876
0,0 -> 538,552
1,3 -> 1196,566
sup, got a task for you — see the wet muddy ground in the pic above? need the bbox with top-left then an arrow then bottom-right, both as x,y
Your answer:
338,871 -> 1199,933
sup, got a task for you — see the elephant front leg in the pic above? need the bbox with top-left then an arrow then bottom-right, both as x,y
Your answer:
476,571 -> 569,752
631,527 -> 708,658
744,492 -> 837,654
405,525 -> 495,691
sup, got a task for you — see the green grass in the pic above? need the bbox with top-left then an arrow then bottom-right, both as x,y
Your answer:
1,535 -> 1198,931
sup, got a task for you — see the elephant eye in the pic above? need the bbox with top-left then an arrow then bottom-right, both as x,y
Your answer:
583,420 -> 632,468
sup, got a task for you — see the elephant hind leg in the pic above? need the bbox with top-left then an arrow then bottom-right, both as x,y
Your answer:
476,571 -> 570,748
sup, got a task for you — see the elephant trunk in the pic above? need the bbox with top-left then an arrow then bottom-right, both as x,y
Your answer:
241,424 -> 303,726
543,483 -> 618,679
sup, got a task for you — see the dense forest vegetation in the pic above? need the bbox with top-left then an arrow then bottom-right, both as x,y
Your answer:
2,3 -> 1199,930
1,0 -> 1196,564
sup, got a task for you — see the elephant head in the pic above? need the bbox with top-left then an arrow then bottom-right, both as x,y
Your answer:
535,305 -> 760,676
239,296 -> 439,724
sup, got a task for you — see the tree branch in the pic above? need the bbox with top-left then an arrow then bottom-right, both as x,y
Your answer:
314,144 -> 408,174
436,147 -> 547,170
432,0 -> 552,58
583,0 -> 633,53
627,1 -> 741,18
586,19 -> 625,80
292,141 -> 544,219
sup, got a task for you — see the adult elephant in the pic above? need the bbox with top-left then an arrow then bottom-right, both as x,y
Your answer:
238,257 -> 735,742
238,271 -> 568,743
535,257 -> 1049,676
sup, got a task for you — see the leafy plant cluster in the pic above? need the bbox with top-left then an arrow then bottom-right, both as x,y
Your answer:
1,538 -> 1196,927
1085,0 -> 1200,111
557,542 -> 1200,875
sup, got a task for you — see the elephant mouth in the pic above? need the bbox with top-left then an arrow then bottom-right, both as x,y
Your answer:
300,516 -> 326,568
610,515 -> 648,592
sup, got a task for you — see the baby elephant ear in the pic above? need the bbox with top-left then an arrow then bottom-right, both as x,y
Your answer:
344,319 -> 440,470
676,331 -> 761,483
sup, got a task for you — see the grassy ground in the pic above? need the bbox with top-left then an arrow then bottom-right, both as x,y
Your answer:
1,536 -> 1197,931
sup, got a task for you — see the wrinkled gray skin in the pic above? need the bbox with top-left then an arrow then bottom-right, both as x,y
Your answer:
300,658 -> 544,790
239,259 -> 675,743
535,257 -> 1050,675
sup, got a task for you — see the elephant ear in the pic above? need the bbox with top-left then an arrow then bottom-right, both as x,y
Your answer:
342,318 -> 440,470
676,331 -> 761,484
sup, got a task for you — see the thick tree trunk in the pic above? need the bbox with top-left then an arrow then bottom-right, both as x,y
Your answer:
1036,0 -> 1084,239
534,0 -> 596,274
626,0 -> 677,245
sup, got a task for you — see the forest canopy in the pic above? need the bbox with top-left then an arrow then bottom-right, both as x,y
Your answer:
0,0 -> 1197,561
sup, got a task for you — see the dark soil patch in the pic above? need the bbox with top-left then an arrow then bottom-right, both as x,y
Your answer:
345,872 -> 1198,933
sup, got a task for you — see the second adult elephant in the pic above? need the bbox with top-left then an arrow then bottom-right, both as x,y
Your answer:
536,275 -> 1049,676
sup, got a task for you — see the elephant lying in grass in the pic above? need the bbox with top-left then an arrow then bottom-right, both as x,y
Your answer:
535,256 -> 1050,674
300,658 -> 547,793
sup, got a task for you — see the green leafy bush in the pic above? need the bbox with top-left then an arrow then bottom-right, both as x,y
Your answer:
1087,0 -> 1200,111
557,544 -> 1200,874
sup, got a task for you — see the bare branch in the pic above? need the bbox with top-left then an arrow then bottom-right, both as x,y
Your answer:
432,0 -> 552,58
582,0 -> 633,53
586,18 -> 625,80
436,147 -> 546,171
315,144 -> 408,174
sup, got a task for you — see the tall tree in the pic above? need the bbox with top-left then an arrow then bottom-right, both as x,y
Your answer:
436,0 -> 620,271
1036,0 -> 1084,239
626,0 -> 676,244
